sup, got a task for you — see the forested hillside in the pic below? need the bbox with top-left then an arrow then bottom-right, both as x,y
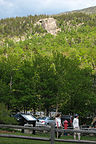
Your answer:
74,6 -> 96,14
0,11 -> 96,118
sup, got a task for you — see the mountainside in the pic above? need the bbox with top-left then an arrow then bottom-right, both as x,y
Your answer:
0,6 -> 96,117
0,7 -> 96,40
73,6 -> 96,14
56,6 -> 96,16
77,6 -> 96,14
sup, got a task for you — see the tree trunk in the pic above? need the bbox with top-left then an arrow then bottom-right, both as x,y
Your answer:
56,103 -> 58,115
44,108 -> 47,116
10,76 -> 12,90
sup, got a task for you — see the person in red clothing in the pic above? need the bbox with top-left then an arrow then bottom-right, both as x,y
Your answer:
64,120 -> 68,135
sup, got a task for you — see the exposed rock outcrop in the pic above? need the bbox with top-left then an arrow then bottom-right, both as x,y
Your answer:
35,17 -> 61,35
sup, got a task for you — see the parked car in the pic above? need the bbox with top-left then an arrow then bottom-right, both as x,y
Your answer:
36,117 -> 55,126
61,115 -> 73,128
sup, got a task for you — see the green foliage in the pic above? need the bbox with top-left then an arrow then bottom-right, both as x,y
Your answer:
0,103 -> 17,124
0,12 -> 96,118
0,15 -> 49,38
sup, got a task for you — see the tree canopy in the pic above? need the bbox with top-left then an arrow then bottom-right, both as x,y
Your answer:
0,12 -> 96,119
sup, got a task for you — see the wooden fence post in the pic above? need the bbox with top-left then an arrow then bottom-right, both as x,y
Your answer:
50,122 -> 55,144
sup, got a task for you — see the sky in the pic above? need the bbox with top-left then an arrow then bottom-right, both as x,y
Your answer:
0,0 -> 96,19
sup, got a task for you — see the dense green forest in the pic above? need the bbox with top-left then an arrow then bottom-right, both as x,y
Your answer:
0,12 -> 96,119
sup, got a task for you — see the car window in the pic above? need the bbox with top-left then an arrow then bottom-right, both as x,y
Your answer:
38,117 -> 43,120
42,117 -> 46,120
49,117 -> 54,120
47,117 -> 50,120
14,114 -> 21,118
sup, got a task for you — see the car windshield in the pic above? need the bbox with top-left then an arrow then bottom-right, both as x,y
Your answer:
42,117 -> 46,120
38,117 -> 46,120
49,117 -> 54,120
38,117 -> 54,120
14,114 -> 21,118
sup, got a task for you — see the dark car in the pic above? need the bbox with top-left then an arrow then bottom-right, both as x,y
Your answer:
61,115 -> 73,128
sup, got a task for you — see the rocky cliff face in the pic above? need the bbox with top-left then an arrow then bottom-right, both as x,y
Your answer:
35,17 -> 61,35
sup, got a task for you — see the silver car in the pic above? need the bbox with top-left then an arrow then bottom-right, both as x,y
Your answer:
36,117 -> 55,126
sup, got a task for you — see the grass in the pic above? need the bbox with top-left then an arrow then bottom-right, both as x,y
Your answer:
0,137 -> 50,144
0,136 -> 96,144
0,130 -> 96,144
0,137 -> 79,144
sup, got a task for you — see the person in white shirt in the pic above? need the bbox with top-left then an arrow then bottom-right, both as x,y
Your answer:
73,114 -> 80,140
55,113 -> 62,138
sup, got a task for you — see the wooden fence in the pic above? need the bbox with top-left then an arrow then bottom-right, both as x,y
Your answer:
0,124 -> 96,144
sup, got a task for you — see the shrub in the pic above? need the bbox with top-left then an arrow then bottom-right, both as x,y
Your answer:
0,103 -> 17,124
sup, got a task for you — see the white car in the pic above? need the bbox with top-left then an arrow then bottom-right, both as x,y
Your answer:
36,117 -> 55,126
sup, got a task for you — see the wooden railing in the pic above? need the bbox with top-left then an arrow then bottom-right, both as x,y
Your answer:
0,124 -> 96,144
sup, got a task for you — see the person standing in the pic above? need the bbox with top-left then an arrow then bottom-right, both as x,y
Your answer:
55,113 -> 62,138
73,114 -> 80,140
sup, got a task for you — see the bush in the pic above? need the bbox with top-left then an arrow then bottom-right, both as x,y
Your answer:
0,103 -> 17,124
